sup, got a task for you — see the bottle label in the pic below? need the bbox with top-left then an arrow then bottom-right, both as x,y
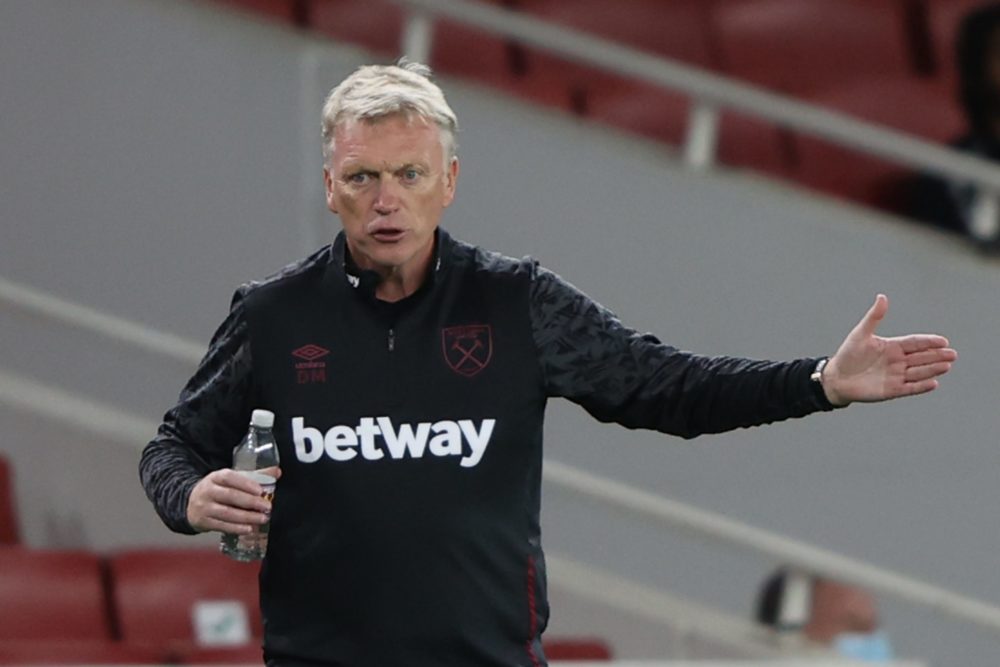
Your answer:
237,470 -> 277,507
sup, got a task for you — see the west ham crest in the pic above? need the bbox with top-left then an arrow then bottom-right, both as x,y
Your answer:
442,324 -> 493,377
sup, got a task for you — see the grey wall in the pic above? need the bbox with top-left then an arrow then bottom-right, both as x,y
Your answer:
2,1 -> 999,664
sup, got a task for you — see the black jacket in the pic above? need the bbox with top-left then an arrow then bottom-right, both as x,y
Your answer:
140,229 -> 835,666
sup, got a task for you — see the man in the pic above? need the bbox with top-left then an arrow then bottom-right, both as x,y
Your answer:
756,569 -> 893,661
140,61 -> 956,666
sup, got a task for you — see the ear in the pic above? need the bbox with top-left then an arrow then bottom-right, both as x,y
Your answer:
323,167 -> 338,214
442,157 -> 460,208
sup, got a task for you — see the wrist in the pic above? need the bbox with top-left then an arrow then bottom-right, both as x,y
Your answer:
813,357 -> 849,407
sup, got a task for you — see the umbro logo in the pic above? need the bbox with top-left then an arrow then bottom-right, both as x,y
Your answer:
292,344 -> 330,361
292,344 -> 329,384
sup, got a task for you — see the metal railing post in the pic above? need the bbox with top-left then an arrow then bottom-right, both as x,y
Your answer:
402,9 -> 434,64
683,100 -> 720,170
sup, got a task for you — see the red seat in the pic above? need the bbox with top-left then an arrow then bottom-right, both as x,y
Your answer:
0,455 -> 19,545
711,0 -> 916,96
581,86 -> 793,174
308,0 -> 404,56
307,0 -> 546,105
513,0 -> 719,130
175,643 -> 264,664
0,547 -> 111,641
518,0 -> 715,65
0,640 -> 164,665
544,636 -> 612,660
108,548 -> 262,650
793,77 -> 964,208
718,111 -> 796,177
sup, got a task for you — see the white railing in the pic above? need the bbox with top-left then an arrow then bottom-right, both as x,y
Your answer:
391,0 -> 1000,239
3,272 -> 1000,649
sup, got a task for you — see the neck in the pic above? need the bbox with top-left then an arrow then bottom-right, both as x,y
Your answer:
343,235 -> 437,303
374,267 -> 423,302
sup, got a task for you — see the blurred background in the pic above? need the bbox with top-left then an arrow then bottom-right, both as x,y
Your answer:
2,0 -> 1000,665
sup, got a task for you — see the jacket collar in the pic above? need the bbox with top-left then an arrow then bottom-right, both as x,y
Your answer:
327,228 -> 452,299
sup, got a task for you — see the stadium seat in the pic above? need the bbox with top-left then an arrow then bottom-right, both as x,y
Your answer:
0,547 -> 111,641
306,0 -> 553,106
0,640 -> 164,665
0,455 -> 19,545
793,77 -> 964,208
544,636 -> 612,660
108,548 -> 262,650
174,643 -> 265,663
513,0 -> 718,131
308,0 -> 404,56
517,0 -> 715,65
711,0 -> 916,96
718,111 -> 796,177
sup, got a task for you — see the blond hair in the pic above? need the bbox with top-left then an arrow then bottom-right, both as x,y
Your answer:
321,60 -> 458,164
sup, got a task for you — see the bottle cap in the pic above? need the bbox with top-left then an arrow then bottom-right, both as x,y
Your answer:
250,409 -> 275,429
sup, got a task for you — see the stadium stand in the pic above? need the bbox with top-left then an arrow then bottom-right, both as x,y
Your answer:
709,0 -> 917,95
0,547 -> 112,641
208,0 -> 973,216
516,0 -> 716,120
175,643 -> 265,663
0,640 -> 163,665
793,76 -> 964,206
107,548 -> 262,658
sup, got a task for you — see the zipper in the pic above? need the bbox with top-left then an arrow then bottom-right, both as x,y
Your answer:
387,328 -> 395,352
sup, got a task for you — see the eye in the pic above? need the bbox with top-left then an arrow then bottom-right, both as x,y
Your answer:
401,168 -> 421,183
347,171 -> 371,185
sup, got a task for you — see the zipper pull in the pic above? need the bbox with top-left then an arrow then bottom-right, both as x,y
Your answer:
387,328 -> 395,352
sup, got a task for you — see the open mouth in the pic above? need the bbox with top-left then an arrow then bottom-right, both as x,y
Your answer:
371,228 -> 405,242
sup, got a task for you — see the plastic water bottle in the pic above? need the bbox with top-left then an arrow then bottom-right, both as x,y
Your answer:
221,409 -> 280,562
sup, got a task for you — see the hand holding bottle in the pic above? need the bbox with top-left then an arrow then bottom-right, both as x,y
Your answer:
187,466 -> 280,534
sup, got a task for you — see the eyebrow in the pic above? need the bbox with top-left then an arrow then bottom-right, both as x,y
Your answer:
342,161 -> 429,175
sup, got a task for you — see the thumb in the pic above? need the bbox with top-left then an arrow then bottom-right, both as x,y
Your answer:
857,293 -> 888,337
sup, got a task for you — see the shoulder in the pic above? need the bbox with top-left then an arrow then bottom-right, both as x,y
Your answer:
446,234 -> 538,282
237,245 -> 333,306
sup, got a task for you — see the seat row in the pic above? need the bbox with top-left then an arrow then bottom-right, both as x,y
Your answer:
211,0 -> 980,213
0,546 -> 263,664
0,545 -> 611,664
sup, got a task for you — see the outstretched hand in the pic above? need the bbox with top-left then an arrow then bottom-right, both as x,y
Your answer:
821,294 -> 957,407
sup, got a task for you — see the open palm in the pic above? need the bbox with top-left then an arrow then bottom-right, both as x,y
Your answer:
822,295 -> 957,406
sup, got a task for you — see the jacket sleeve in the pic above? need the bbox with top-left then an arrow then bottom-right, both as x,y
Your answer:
138,288 -> 255,534
528,264 -> 838,439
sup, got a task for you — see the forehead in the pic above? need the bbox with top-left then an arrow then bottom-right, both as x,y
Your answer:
332,114 -> 443,168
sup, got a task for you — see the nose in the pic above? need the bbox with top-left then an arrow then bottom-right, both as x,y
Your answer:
373,175 -> 400,215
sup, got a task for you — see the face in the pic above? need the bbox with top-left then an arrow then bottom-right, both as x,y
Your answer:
324,114 -> 458,282
804,580 -> 879,644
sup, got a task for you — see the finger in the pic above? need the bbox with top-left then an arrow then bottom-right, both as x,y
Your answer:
857,294 -> 888,337
905,348 -> 958,366
211,469 -> 265,495
212,485 -> 272,513
905,362 -> 953,383
901,378 -> 939,396
896,335 -> 951,354
199,518 -> 257,535
210,504 -> 270,526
